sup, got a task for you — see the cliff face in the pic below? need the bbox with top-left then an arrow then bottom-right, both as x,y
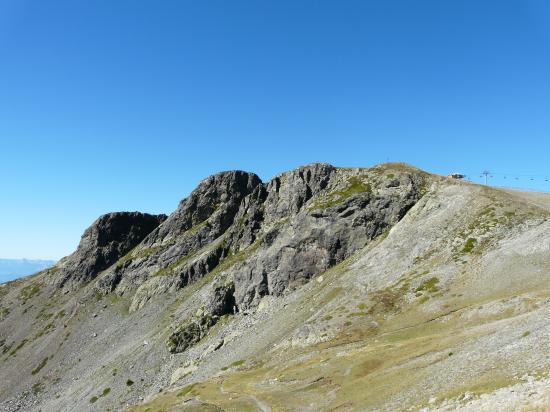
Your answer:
2,163 -> 549,412
231,163 -> 423,308
91,164 -> 423,315
52,212 -> 167,288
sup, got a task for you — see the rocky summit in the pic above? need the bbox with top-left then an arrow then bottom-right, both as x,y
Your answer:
1,163 -> 549,411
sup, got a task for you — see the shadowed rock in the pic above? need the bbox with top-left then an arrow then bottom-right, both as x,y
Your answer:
92,164 -> 424,313
54,212 -> 166,287
146,170 -> 262,244
95,170 -> 262,294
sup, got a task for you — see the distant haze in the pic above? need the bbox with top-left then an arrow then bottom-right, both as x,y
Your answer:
0,259 -> 56,283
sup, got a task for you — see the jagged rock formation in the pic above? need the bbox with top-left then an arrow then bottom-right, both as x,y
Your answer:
94,163 -> 423,318
2,162 -> 550,412
53,212 -> 166,288
83,164 -> 423,351
96,170 -> 261,296
167,278 -> 235,354
232,165 -> 423,308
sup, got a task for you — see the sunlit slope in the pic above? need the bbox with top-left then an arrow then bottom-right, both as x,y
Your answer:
132,182 -> 550,411
1,165 -> 549,412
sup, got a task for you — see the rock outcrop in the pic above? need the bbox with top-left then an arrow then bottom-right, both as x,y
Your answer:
53,212 -> 166,287
167,277 -> 235,353
46,164 -> 424,351
95,171 -> 262,295
231,166 -> 423,308
84,164 -> 424,313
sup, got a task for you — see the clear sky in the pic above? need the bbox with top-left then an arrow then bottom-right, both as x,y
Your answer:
1,0 -> 550,260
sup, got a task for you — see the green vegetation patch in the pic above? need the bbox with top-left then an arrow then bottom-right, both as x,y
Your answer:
414,277 -> 440,294
418,295 -> 430,304
9,339 -> 28,357
19,283 -> 41,303
126,379 -> 134,386
463,237 -> 477,253
310,176 -> 372,210
31,357 -> 49,375
210,239 -> 262,277
89,387 -> 111,404
368,289 -> 401,314
352,358 -> 384,378
348,312 -> 368,317
183,218 -> 210,236
32,382 -> 44,394
35,310 -> 53,321
177,383 -> 198,397
462,238 -> 477,253
338,177 -> 372,198
221,359 -> 246,371
35,322 -> 55,339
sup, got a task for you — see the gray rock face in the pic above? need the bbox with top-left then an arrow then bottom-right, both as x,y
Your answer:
162,165 -> 423,353
167,278 -> 235,353
232,168 -> 423,308
262,163 -> 336,222
96,171 -> 262,294
54,212 -> 166,287
50,164 -> 424,348
146,170 -> 262,244
87,165 -> 423,310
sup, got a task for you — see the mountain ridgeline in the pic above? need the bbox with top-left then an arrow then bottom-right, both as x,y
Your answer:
56,164 -> 423,316
1,163 -> 549,411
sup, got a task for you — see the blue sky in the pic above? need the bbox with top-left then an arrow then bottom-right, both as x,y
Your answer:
1,0 -> 550,260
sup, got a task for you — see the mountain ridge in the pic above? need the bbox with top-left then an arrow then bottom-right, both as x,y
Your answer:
1,162 -> 549,411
